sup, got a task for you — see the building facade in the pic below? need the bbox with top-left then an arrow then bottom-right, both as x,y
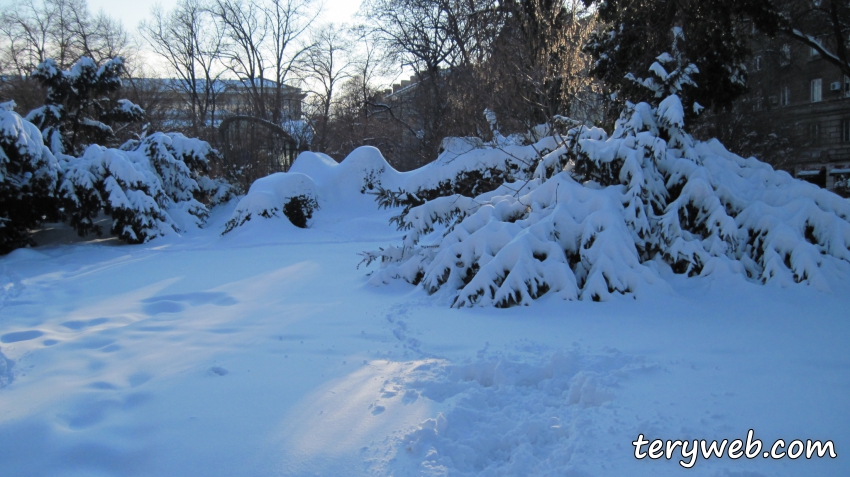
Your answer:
748,35 -> 850,190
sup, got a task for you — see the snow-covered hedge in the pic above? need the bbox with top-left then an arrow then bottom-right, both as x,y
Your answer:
360,94 -> 850,306
371,137 -> 544,229
223,172 -> 319,231
61,132 -> 232,243
0,56 -> 236,252
223,148 -> 402,231
222,139 -> 554,234
0,102 -> 61,253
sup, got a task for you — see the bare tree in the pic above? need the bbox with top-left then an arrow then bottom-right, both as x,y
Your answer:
363,0 -> 597,164
212,0 -> 317,123
0,0 -> 132,74
140,0 -> 226,137
301,24 -> 353,152
0,0 -> 56,74
214,0 -> 269,118
772,0 -> 850,79
66,2 -> 132,64
265,0 -> 319,123
314,28 -> 406,161
350,27 -> 393,112
363,0 -> 493,160
487,0 -> 597,127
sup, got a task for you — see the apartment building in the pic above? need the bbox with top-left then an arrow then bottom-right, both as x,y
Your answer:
748,35 -> 850,190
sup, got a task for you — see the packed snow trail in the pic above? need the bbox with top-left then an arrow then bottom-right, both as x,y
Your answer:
0,200 -> 848,477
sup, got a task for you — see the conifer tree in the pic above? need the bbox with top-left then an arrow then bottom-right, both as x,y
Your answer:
0,101 -> 61,253
26,56 -> 144,155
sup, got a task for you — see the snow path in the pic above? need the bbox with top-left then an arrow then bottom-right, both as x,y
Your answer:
0,205 -> 848,476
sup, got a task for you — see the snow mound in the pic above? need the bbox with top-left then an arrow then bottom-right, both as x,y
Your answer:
223,172 -> 319,231
224,135 -> 545,234
403,137 -> 536,194
362,94 -> 850,306
224,147 -> 403,231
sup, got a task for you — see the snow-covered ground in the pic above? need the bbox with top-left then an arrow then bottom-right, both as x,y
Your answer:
1,178 -> 848,476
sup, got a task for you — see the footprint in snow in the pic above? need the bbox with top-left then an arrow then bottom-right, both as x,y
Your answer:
210,366 -> 229,376
128,371 -> 153,387
1,330 -> 44,343
61,317 -> 109,331
141,292 -> 238,316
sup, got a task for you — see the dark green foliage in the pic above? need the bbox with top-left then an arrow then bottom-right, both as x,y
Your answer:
0,103 -> 61,254
583,0 -> 782,122
26,57 -> 145,155
282,195 -> 319,228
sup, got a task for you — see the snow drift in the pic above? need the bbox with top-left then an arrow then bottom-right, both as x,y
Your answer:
223,148 -> 405,231
222,137 -> 543,232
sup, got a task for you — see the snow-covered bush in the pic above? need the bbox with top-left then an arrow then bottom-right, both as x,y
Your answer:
0,57 -> 234,250
61,131 -> 226,243
124,131 -> 235,207
223,148 -> 399,232
223,172 -> 320,232
372,137 -> 542,228
0,101 -> 61,253
835,176 -> 850,198
361,93 -> 850,306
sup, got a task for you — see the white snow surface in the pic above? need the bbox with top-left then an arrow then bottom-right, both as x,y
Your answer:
0,185 -> 848,476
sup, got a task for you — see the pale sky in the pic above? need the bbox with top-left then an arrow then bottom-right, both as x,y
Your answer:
87,0 -> 364,32
0,0 -> 408,85
84,0 -> 395,80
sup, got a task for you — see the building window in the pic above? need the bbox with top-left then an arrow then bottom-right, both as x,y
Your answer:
811,78 -> 822,102
780,86 -> 791,106
809,123 -> 821,144
809,37 -> 822,57
843,119 -> 850,143
845,75 -> 850,98
780,44 -> 791,66
809,35 -> 828,58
